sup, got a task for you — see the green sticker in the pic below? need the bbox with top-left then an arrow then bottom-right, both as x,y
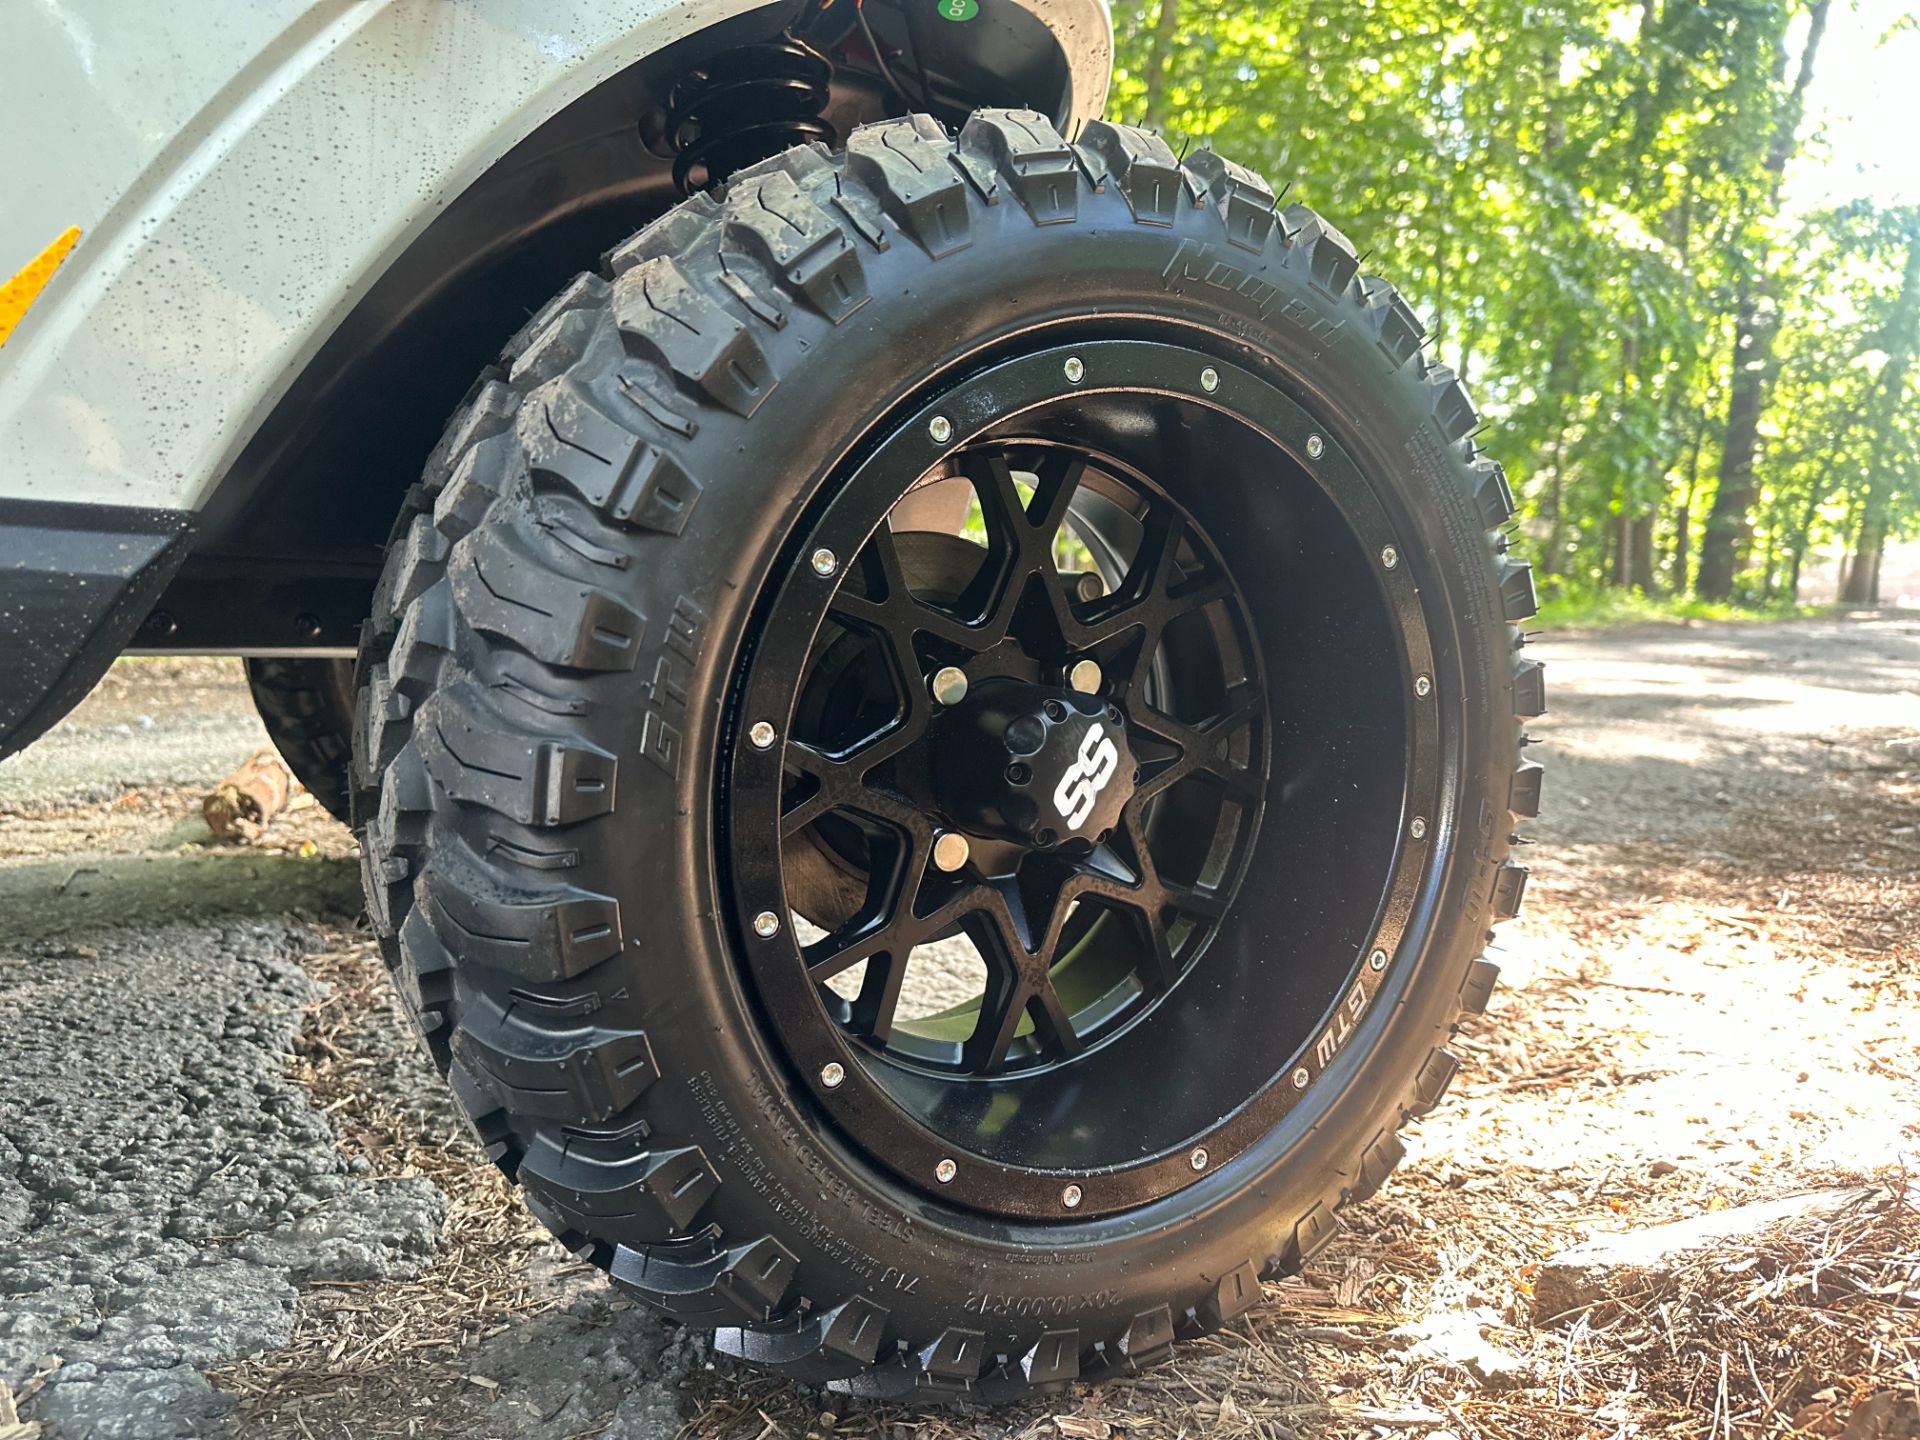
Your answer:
936,0 -> 979,20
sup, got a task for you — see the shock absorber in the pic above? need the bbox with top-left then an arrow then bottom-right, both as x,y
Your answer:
657,36 -> 836,195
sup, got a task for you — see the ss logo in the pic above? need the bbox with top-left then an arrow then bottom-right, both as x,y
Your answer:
1052,724 -> 1120,830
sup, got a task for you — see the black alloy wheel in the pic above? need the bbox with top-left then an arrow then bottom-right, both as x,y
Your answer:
725,339 -> 1446,1220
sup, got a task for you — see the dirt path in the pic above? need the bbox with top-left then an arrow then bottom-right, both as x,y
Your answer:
1,619 -> 1915,1439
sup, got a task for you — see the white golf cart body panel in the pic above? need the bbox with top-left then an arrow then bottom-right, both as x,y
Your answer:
0,0 -> 1111,512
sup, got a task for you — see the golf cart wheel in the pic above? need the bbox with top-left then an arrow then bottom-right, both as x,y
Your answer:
354,110 -> 1544,1398
245,657 -> 355,823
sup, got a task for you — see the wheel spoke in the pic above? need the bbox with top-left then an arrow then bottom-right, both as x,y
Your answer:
850,950 -> 908,1043
1128,683 -> 1264,805
831,525 -> 991,653
783,737 -> 927,836
1024,981 -> 1084,1060
1025,450 -> 1088,545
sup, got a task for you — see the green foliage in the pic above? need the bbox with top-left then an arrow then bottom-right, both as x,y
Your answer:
1535,588 -> 1819,631
1112,1 -> 1920,604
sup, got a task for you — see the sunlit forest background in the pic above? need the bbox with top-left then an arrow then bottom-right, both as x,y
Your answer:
1108,1 -> 1920,614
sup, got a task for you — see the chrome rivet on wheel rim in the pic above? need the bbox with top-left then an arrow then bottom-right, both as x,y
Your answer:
810,547 -> 838,577
1064,356 -> 1085,383
1076,572 -> 1105,601
935,1158 -> 957,1184
1200,366 -> 1219,393
1414,675 -> 1432,698
1381,544 -> 1399,569
1306,433 -> 1325,459
1068,659 -> 1102,694
820,1062 -> 845,1089
1292,1067 -> 1310,1089
748,720 -> 776,749
932,831 -> 971,873
1370,948 -> 1388,971
752,911 -> 780,938
1062,1183 -> 1083,1209
930,665 -> 969,706
1410,816 -> 1428,839
1189,1147 -> 1208,1171
928,414 -> 953,444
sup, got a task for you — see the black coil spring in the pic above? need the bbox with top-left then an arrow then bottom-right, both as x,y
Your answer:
662,37 -> 836,195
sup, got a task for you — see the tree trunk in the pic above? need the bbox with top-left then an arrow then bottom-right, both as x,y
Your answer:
1840,522 -> 1884,605
1631,515 -> 1657,595
1783,462 -> 1833,602
1139,0 -> 1181,130
1670,422 -> 1708,593
1698,281 -> 1772,599
1838,228 -> 1920,607
1695,0 -> 1832,600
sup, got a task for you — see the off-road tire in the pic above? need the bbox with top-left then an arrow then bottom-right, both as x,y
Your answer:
245,657 -> 355,823
353,111 -> 1543,1398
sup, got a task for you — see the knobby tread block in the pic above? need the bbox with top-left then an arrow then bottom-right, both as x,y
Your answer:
422,863 -> 623,984
450,1019 -> 659,1124
612,255 -> 776,416
1514,656 -> 1548,717
1075,121 -> 1181,225
416,681 -> 616,827
847,115 -> 973,256
1360,276 -> 1428,371
723,170 -> 870,321
1458,958 -> 1501,1016
523,375 -> 705,534
1497,557 -> 1540,621
1283,203 -> 1360,296
1510,758 -> 1545,818
449,521 -> 644,672
959,109 -> 1079,224
1492,862 -> 1530,919
1408,1047 -> 1463,1117
1184,148 -> 1277,252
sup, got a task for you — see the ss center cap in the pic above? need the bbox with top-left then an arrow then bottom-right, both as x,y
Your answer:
937,680 -> 1136,849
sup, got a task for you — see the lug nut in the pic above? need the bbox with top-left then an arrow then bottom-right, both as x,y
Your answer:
1200,366 -> 1220,393
1306,433 -> 1325,459
1190,1147 -> 1209,1171
821,1061 -> 845,1088
752,911 -> 781,938
748,720 -> 776,749
1064,356 -> 1085,383
929,414 -> 954,444
1369,947 -> 1388,971
1381,545 -> 1400,570
930,665 -> 969,706
933,832 -> 971,873
1414,674 -> 1432,697
935,1158 -> 957,1184
1292,1067 -> 1311,1089
811,547 -> 839,577
1068,659 -> 1102,694
1062,1183 -> 1083,1209
1410,816 -> 1428,839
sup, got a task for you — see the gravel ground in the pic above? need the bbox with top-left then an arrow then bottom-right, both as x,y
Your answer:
1,616 -> 1915,1438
